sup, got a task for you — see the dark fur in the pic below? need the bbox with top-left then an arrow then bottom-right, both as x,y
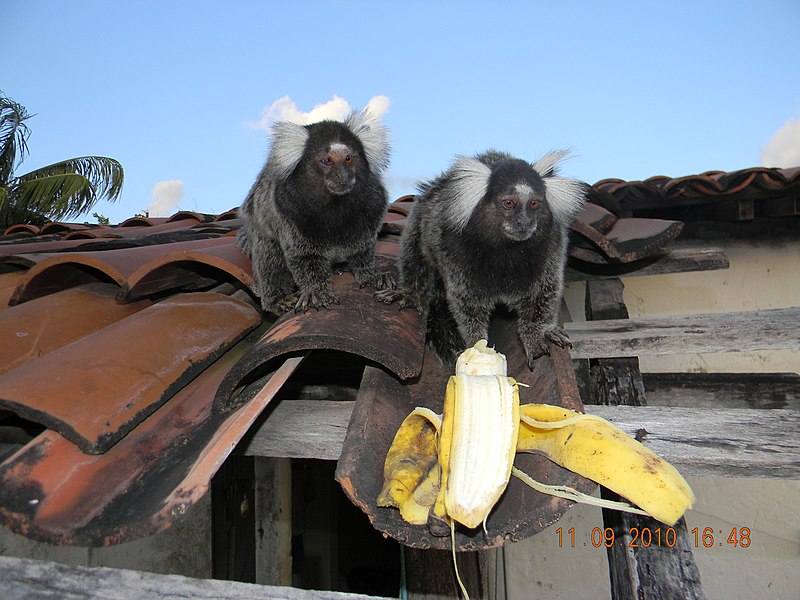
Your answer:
378,150 -> 586,368
238,112 -> 394,314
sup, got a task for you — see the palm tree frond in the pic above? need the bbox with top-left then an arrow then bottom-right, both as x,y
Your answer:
13,173 -> 99,221
18,156 -> 124,203
0,93 -> 33,186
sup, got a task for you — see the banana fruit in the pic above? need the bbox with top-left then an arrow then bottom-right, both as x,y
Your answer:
378,340 -> 694,535
436,341 -> 520,530
517,403 -> 695,525
377,340 -> 520,530
377,407 -> 441,525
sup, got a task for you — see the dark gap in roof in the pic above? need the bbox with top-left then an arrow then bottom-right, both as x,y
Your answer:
58,231 -> 224,253
0,263 -> 28,274
0,412 -> 45,461
271,350 -> 367,403
0,234 -> 62,246
123,261 -> 253,302
11,263 -> 119,305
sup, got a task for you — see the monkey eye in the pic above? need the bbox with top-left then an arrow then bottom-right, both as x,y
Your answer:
530,198 -> 541,209
320,157 -> 334,167
344,154 -> 353,164
501,198 -> 516,210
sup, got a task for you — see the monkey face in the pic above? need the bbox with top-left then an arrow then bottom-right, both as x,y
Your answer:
490,181 -> 548,242
315,142 -> 359,196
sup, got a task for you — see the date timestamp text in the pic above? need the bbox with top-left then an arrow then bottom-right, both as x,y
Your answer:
556,526 -> 751,549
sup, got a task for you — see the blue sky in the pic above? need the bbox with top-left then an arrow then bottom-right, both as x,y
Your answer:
3,0 -> 800,224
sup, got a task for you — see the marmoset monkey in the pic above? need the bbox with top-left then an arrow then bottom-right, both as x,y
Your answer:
238,109 -> 394,314
379,150 -> 586,368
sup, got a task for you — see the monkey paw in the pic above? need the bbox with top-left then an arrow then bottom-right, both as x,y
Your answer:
523,328 -> 572,369
295,288 -> 340,312
545,327 -> 572,349
273,292 -> 301,315
355,270 -> 397,291
374,288 -> 417,310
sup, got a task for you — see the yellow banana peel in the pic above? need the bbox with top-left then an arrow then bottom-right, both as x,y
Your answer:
378,340 -> 695,534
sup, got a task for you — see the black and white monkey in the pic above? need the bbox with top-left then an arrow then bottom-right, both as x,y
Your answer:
238,109 -> 394,314
379,150 -> 586,368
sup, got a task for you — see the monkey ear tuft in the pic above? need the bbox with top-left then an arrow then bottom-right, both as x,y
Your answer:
345,109 -> 391,173
532,150 -> 586,227
532,149 -> 572,178
268,121 -> 311,180
543,176 -> 587,228
446,155 -> 493,231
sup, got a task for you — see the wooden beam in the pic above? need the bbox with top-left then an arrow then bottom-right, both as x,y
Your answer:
643,372 -> 800,411
0,555 -> 383,600
241,401 -> 800,479
565,307 -> 800,358
566,246 -> 729,282
583,278 -> 706,600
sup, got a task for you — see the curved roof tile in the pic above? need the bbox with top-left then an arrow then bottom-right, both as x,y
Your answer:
121,237 -> 253,299
592,165 -> 800,212
0,341 -> 302,545
9,237 -> 245,305
2,224 -> 40,236
0,284 -> 151,376
214,270 -> 425,411
0,292 -> 260,454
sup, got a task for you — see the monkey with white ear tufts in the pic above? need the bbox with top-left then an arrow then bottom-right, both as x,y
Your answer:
377,150 -> 587,369
238,109 -> 395,314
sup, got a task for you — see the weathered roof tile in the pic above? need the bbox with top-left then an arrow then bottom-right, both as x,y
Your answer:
0,292 -> 260,453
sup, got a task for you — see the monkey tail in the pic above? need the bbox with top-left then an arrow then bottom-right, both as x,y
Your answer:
426,298 -> 464,369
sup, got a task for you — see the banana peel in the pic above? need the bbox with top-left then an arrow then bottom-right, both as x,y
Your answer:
378,340 -> 694,534
517,403 -> 695,526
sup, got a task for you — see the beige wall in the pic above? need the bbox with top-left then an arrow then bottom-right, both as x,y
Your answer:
623,240 -> 800,375
507,239 -> 800,600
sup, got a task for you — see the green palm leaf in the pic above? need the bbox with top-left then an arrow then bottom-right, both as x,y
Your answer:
0,93 -> 125,229
17,156 -> 124,205
0,94 -> 32,186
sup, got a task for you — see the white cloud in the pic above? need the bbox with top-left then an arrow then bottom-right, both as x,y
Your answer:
147,179 -> 184,217
760,115 -> 800,168
246,94 -> 390,131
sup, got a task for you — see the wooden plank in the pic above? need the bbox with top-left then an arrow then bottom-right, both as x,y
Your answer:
566,247 -> 729,281
0,555 -> 383,600
242,401 -> 800,479
583,278 -> 706,600
643,372 -> 800,410
584,279 -> 646,407
565,307 -> 800,358
244,400 -> 350,461
588,405 -> 800,479
404,548 -> 487,600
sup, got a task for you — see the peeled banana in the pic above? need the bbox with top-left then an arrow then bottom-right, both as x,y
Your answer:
378,339 -> 694,534
436,341 -> 520,530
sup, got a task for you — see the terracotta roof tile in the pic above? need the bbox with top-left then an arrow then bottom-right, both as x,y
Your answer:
0,340 -> 302,545
0,284 -> 151,376
9,236 -> 248,305
215,270 -> 424,412
0,272 -> 27,311
591,165 -> 800,218
0,237 -> 100,258
39,222 -> 97,235
0,292 -> 260,453
3,224 -> 41,236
